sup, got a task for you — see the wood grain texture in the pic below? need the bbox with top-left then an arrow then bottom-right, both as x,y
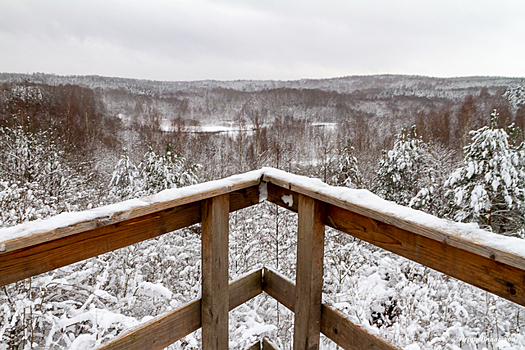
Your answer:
263,267 -> 397,350
230,185 -> 262,212
201,194 -> 230,350
320,305 -> 399,350
0,187 -> 259,287
326,204 -> 525,307
0,181 -> 260,254
246,342 -> 261,350
0,202 -> 199,287
98,299 -> 201,350
98,268 -> 263,350
265,180 -> 525,307
263,267 -> 295,312
262,337 -> 278,350
229,269 -> 263,310
266,183 -> 298,213
294,195 -> 325,350
263,174 -> 525,271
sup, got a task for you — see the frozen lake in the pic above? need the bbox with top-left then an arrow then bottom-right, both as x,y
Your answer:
160,120 -> 338,135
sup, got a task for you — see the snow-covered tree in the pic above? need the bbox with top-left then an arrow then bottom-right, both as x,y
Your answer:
108,150 -> 139,201
337,139 -> 362,188
138,145 -> 199,196
0,126 -> 94,226
445,110 -> 525,236
503,83 -> 525,114
375,126 -> 426,206
109,145 -> 199,200
409,142 -> 459,217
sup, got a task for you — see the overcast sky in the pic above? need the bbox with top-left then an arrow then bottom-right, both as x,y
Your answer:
1,0 -> 524,81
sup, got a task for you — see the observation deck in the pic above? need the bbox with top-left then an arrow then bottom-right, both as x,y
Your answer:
1,168 -> 524,349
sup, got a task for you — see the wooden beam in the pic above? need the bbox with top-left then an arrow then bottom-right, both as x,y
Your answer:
201,193 -> 230,350
244,338 -> 277,350
246,342 -> 261,350
326,204 -> 525,307
98,268 -> 263,350
99,299 -> 200,350
230,185 -> 262,212
320,306 -> 399,350
263,267 -> 398,350
229,269 -> 264,311
262,337 -> 278,350
263,174 -> 525,271
265,180 -> 525,307
266,182 -> 299,212
0,181 -> 261,255
263,268 -> 296,312
0,186 -> 259,287
294,194 -> 325,350
0,202 -> 197,287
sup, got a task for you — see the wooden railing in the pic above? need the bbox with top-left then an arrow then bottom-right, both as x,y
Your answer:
1,168 -> 525,350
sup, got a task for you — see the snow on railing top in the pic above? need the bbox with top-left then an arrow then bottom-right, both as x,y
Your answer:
262,168 -> 525,263
2,168 -> 525,266
0,169 -> 264,251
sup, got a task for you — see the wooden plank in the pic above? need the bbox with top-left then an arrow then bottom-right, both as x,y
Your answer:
246,342 -> 261,350
263,174 -> 525,271
263,267 -> 397,350
98,268 -> 263,350
201,193 -> 230,350
229,269 -> 263,310
0,202 -> 198,287
265,180 -> 525,307
230,185 -> 262,212
263,268 -> 296,312
294,194 -> 325,350
0,187 -> 259,287
99,299 -> 200,350
266,183 -> 298,212
262,337 -> 278,350
243,338 -> 278,350
326,204 -> 525,307
321,305 -> 399,350
0,180 -> 260,254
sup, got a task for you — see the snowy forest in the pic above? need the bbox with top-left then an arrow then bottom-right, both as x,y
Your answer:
1,73 -> 525,349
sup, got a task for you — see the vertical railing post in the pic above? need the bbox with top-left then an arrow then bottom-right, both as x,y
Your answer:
294,194 -> 326,350
201,194 -> 230,349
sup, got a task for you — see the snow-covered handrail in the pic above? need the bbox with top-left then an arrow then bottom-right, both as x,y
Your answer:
0,170 -> 264,254
262,170 -> 525,306
1,168 -> 525,350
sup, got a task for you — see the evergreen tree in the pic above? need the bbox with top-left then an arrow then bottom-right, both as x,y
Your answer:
109,145 -> 199,200
0,126 -> 93,226
375,126 -> 425,206
503,83 -> 525,114
409,142 -> 459,218
337,139 -> 362,188
109,150 -> 139,201
138,145 -> 199,196
445,111 -> 525,236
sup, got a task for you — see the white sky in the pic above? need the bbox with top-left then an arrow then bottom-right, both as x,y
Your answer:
1,0 -> 524,81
